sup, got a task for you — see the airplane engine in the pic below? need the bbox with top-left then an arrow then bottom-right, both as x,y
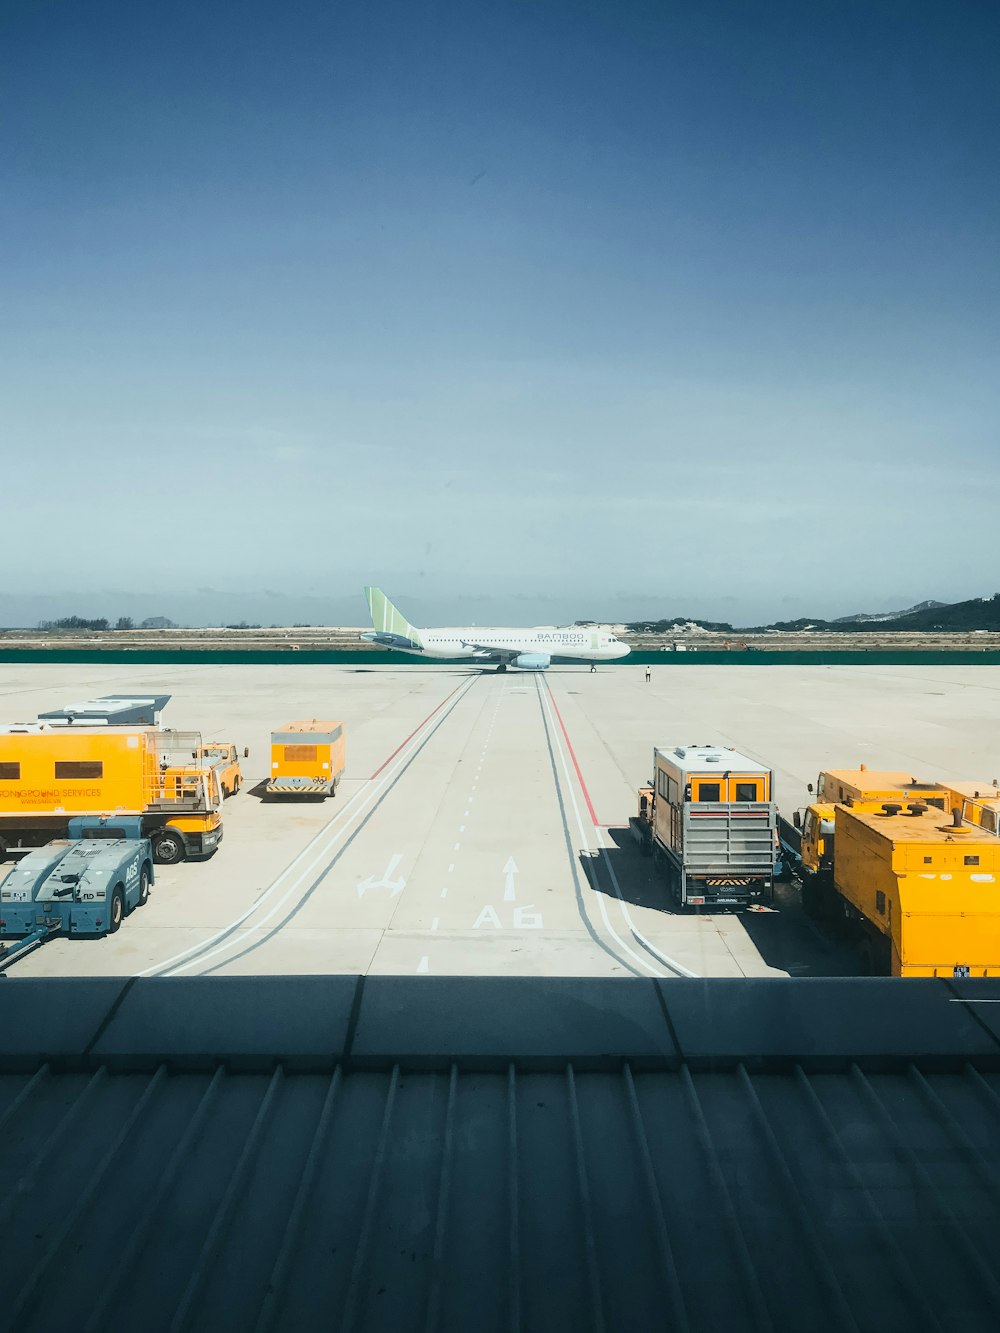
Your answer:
513,653 -> 550,670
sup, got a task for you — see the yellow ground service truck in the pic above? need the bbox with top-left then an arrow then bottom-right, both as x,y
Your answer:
197,742 -> 244,797
781,770 -> 951,891
809,765 -> 950,808
267,720 -> 345,798
797,801 -> 1000,976
631,745 -> 778,908
0,724 -> 223,865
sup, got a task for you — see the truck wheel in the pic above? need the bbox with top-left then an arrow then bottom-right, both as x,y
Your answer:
232,777 -> 240,795
138,867 -> 150,907
109,887 -> 124,934
0,837 -> 6,865
153,830 -> 186,865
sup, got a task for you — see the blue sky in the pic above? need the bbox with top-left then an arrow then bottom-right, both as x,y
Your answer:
2,0 -> 998,627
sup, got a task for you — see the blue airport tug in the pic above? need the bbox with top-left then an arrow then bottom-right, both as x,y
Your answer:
0,817 -> 153,960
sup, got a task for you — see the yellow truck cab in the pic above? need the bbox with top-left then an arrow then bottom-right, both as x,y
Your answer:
796,803 -> 838,880
942,782 -> 1000,835
267,721 -> 345,799
198,743 -> 243,797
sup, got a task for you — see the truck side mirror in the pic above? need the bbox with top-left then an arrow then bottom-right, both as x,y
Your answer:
244,747 -> 249,759
807,783 -> 813,794
793,810 -> 802,829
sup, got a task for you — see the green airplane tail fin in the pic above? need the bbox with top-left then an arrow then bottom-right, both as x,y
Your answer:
364,587 -> 424,647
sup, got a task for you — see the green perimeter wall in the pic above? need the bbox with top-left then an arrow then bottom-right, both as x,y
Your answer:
2,648 -> 1000,667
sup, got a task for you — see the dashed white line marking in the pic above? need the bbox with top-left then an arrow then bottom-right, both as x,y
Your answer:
464,809 -> 470,816
459,825 -> 465,832
431,917 -> 440,931
440,886 -> 448,898
453,842 -> 461,851
417,956 -> 429,973
448,863 -> 455,873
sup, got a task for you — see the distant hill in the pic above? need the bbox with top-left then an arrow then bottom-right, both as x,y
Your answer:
624,616 -> 735,633
832,600 -> 947,624
625,595 -> 1000,635
847,594 -> 1000,632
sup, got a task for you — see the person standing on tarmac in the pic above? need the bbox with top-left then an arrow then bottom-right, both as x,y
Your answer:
645,666 -> 651,683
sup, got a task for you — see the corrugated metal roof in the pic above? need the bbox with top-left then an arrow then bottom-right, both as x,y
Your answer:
1,976 -> 1000,1332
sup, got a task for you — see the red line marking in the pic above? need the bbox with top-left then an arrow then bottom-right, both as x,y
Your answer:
543,680 -> 600,826
369,681 -> 467,779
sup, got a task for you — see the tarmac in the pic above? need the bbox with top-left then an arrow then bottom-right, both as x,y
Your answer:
2,659 -> 999,980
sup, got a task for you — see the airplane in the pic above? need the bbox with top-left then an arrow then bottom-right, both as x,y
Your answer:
360,587 -> 631,671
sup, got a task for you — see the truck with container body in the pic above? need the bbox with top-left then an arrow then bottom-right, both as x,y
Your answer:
267,721 -> 345,798
631,745 -> 778,908
810,766 -> 950,807
0,724 -> 223,865
793,801 -> 1000,976
778,769 -> 952,898
778,767 -> 999,900
0,815 -> 153,958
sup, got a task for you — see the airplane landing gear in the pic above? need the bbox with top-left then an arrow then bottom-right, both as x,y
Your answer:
496,663 -> 507,673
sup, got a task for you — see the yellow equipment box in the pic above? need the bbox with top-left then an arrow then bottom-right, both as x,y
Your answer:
267,721 -> 345,798
834,802 -> 1000,977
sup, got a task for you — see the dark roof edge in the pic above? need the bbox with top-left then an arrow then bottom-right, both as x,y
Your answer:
1,974 -> 999,1074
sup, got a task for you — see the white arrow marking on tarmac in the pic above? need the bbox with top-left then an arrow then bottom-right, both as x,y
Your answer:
356,852 -> 406,897
503,856 -> 518,902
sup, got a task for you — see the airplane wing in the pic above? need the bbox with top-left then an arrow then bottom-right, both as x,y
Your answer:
459,640 -> 520,661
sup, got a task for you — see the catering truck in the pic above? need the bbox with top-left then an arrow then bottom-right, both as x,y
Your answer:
0,724 -> 223,865
631,745 -> 778,908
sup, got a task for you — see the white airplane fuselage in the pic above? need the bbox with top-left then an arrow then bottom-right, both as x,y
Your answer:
404,626 -> 629,663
